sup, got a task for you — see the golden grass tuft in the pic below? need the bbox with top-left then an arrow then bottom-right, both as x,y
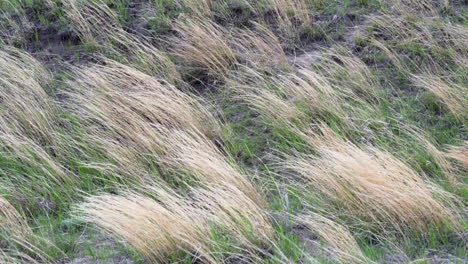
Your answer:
411,74 -> 467,121
77,183 -> 272,263
297,214 -> 368,263
286,128 -> 461,238
0,47 -> 55,143
156,127 -> 264,205
172,17 -> 235,79
66,59 -> 220,178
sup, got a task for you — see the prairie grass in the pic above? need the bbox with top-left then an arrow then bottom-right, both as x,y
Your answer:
285,128 -> 461,238
296,214 -> 369,263
0,0 -> 466,263
77,183 -> 272,263
63,0 -> 180,82
172,17 -> 235,79
412,73 -> 467,121
0,196 -> 50,263
0,47 -> 55,142
64,59 -> 221,181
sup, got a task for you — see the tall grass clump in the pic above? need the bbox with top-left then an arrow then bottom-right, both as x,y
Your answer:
0,47 -> 76,205
0,196 -> 51,263
77,183 -> 272,263
172,16 -> 235,80
285,128 -> 462,239
296,214 -> 369,263
63,0 -> 180,83
65,59 -> 220,180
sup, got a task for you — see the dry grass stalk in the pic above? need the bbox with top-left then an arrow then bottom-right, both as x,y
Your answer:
0,197 -> 49,263
172,17 -> 235,78
159,128 -> 264,205
67,60 -> 220,178
63,0 -> 179,82
286,128 -> 461,237
232,23 -> 290,71
0,47 -> 56,144
181,0 -> 213,17
316,48 -> 381,98
77,183 -> 272,263
411,74 -> 467,121
297,214 -> 368,263
257,0 -> 312,38
0,1 -> 33,45
231,52 -> 379,133
0,197 -> 32,239
0,133 -> 71,193
444,141 -> 468,167
0,47 -> 73,196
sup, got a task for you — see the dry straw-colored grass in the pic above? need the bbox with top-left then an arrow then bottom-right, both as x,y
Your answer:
254,0 -> 312,39
0,197 -> 49,263
0,47 -> 73,197
77,183 -> 272,263
232,23 -> 290,72
0,47 -> 55,143
173,17 -> 235,79
66,59 -> 220,178
444,141 -> 468,167
412,74 -> 467,121
181,0 -> 213,17
0,197 -> 32,239
286,127 -> 461,238
231,50 -> 380,133
297,214 -> 369,263
365,6 -> 467,121
158,128 -> 265,205
63,0 -> 179,82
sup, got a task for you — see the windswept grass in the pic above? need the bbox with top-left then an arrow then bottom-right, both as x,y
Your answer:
77,183 -> 272,263
0,0 -> 466,263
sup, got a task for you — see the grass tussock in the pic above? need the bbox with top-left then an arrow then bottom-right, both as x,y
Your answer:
0,197 -> 50,263
66,59 -> 220,179
158,128 -> 264,204
411,74 -> 467,121
0,0 -> 466,262
77,183 -> 272,263
286,128 -> 461,238
231,50 -> 381,133
232,23 -> 290,72
0,47 -> 55,143
173,17 -> 235,79
444,141 -> 468,168
297,214 -> 369,263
